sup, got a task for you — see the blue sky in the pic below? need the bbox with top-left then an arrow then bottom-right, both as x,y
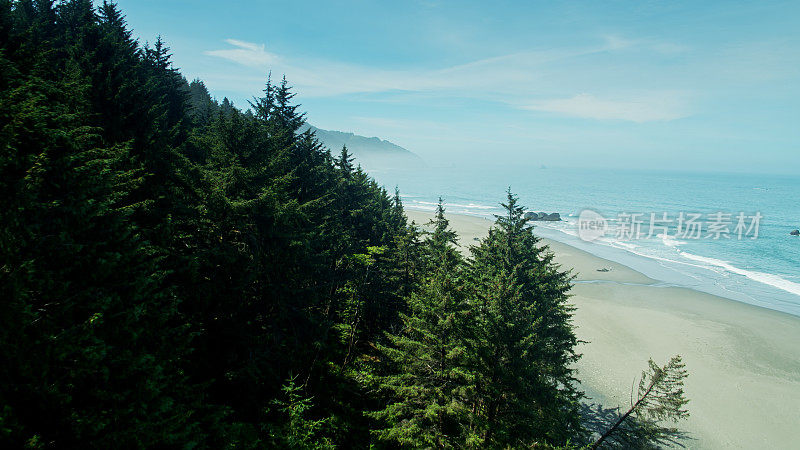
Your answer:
111,0 -> 799,173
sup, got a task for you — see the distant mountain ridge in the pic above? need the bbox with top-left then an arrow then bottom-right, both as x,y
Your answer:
303,125 -> 424,169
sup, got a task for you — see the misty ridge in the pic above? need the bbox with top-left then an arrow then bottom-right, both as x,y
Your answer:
302,125 -> 425,170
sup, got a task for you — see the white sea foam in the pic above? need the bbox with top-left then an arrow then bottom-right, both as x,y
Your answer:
610,240 -> 639,251
597,237 -> 800,299
414,200 -> 497,210
406,203 -> 437,211
660,234 -> 686,247
546,226 -> 795,296
678,252 -> 800,297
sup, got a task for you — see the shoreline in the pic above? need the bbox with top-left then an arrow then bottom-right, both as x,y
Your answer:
401,199 -> 800,317
407,208 -> 800,449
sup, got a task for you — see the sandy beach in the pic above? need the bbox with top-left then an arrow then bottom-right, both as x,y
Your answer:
407,209 -> 800,449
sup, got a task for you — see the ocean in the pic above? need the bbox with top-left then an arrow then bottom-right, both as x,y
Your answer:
369,165 -> 800,316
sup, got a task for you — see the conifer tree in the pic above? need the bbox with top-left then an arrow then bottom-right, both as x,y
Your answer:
468,189 -> 581,446
372,200 -> 477,447
591,355 -> 689,449
336,144 -> 355,176
186,79 -> 218,128
275,75 -> 306,134
0,51 -> 198,447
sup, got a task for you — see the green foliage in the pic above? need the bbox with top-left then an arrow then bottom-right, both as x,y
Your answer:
636,356 -> 690,423
590,356 -> 690,449
466,189 -> 582,447
372,200 -> 478,448
0,23 -> 198,446
0,2 -> 689,448
265,376 -> 335,449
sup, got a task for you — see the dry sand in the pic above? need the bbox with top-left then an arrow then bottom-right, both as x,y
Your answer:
406,209 -> 800,449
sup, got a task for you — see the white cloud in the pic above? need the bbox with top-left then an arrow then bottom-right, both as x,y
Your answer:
225,39 -> 266,54
202,37 -> 693,122
207,40 -> 436,96
205,39 -> 281,67
602,35 -> 637,51
601,35 -> 688,54
523,93 -> 688,122
203,38 -> 621,97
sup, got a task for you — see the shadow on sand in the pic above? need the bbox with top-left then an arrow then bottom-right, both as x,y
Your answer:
579,401 -> 694,449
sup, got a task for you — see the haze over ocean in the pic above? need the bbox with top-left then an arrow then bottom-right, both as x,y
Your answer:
371,165 -> 800,315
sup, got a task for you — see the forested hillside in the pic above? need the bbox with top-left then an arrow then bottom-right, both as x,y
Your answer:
301,125 -> 424,170
0,2 -> 687,448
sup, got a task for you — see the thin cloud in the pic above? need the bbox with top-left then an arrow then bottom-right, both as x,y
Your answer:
204,37 -> 640,96
206,40 -> 435,96
225,39 -> 266,54
601,35 -> 688,54
203,37 -> 693,122
523,93 -> 688,122
602,35 -> 637,51
205,39 -> 281,67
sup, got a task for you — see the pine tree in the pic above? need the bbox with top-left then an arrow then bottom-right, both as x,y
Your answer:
0,52 -> 198,447
336,144 -> 355,177
468,189 -> 581,447
186,78 -> 218,128
372,200 -> 477,448
591,355 -> 689,449
274,75 -> 306,134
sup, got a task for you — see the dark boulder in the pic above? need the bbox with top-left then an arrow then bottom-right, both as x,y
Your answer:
791,229 -> 800,236
524,211 -> 562,222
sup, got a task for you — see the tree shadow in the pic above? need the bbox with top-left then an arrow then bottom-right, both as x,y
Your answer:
579,400 -> 695,449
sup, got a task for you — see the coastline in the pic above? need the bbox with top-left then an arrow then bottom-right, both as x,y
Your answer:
407,208 -> 800,449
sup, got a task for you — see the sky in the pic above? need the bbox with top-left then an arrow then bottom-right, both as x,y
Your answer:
110,0 -> 799,173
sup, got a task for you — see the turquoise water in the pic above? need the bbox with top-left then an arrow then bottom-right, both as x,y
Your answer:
370,165 -> 800,316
